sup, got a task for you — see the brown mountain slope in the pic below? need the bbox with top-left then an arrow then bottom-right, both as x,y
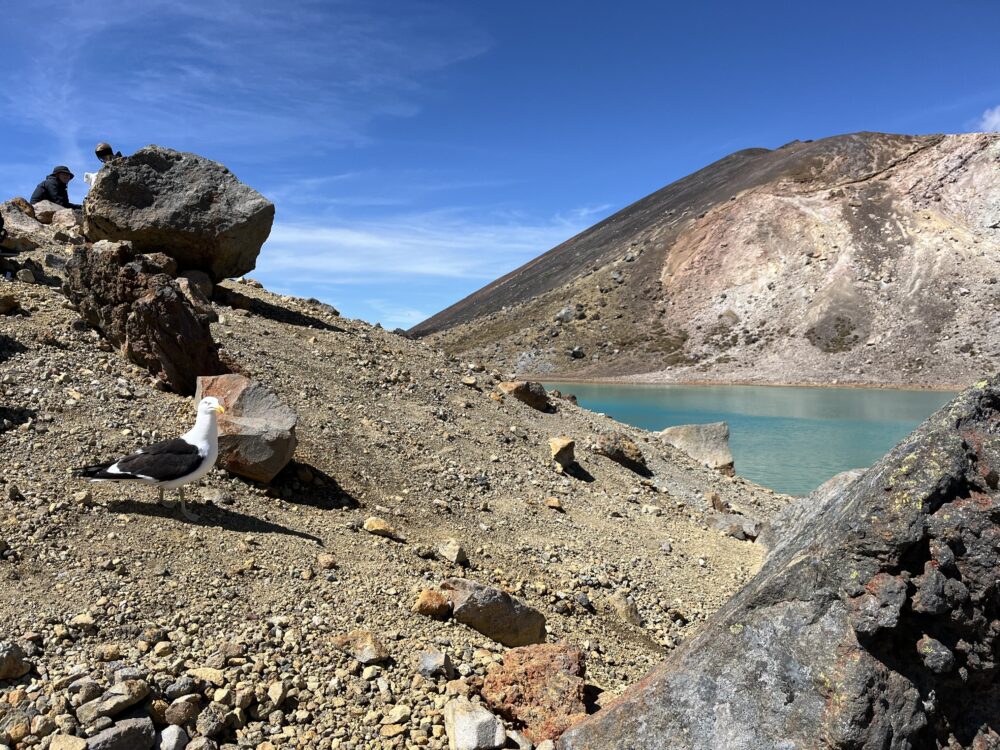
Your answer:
411,132 -> 1000,388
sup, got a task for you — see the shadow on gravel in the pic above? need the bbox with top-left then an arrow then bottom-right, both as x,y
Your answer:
266,462 -> 360,511
110,499 -> 323,543
0,406 -> 35,433
1,257 -> 60,286
0,333 -> 28,364
564,463 -> 595,482
214,287 -> 345,332
584,684 -> 605,714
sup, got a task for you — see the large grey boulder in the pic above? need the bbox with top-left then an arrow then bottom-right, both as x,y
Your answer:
84,146 -> 274,281
63,242 -> 226,396
560,377 -> 1000,750
195,374 -> 297,483
658,421 -> 735,476
442,578 -> 546,647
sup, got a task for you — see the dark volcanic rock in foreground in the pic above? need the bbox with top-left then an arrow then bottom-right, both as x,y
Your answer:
560,376 -> 1000,750
84,145 -> 274,281
63,240 -> 226,395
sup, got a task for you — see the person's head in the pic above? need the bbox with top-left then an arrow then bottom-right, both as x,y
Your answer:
95,142 -> 115,163
52,166 -> 74,184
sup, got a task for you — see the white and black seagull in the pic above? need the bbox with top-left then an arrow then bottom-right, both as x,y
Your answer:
74,396 -> 225,521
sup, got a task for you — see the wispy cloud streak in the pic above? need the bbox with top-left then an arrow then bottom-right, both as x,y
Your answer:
256,205 -> 609,285
0,0 -> 489,158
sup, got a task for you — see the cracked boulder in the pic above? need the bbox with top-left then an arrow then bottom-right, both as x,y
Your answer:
560,377 -> 1000,750
83,145 -> 274,281
63,241 -> 227,395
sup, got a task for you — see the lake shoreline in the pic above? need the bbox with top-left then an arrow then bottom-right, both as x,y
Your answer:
537,381 -> 955,496
531,374 -> 964,393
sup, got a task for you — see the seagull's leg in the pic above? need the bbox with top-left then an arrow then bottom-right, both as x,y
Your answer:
178,486 -> 199,522
158,486 -> 177,509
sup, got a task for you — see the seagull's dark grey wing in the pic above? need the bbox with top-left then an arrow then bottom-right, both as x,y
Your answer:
75,438 -> 203,482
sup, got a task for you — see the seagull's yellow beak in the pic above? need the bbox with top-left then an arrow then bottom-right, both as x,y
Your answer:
215,405 -> 226,414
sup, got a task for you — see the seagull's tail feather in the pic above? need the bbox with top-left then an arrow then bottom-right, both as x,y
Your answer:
73,463 -> 124,481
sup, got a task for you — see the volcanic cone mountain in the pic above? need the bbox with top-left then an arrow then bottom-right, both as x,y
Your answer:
412,132 -> 1000,388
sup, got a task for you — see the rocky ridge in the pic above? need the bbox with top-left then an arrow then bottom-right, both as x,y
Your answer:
413,131 -> 1000,388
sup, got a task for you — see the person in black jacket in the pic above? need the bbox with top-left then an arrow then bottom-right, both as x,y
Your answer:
30,166 -> 81,209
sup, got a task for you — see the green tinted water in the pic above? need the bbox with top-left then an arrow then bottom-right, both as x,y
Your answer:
545,382 -> 955,497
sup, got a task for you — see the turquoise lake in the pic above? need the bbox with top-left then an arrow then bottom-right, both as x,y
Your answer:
544,382 -> 956,497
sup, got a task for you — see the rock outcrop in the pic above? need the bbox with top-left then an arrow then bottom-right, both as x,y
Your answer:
415,132 -> 1000,388
659,421 -> 735,476
2,197 -> 85,255
560,377 -> 1000,750
63,241 -> 226,395
194,374 -> 297,482
84,145 -> 274,281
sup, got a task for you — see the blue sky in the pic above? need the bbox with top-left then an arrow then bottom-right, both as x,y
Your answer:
2,1 -> 998,328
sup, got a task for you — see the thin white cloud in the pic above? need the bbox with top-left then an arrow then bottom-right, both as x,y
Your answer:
979,105 -> 1000,132
364,300 -> 430,329
254,206 -> 608,285
1,0 -> 490,158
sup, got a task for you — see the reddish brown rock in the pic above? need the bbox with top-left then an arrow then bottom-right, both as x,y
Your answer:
331,630 -> 390,665
63,241 -> 226,395
412,589 -> 451,619
0,294 -> 19,316
482,643 -> 586,742
549,436 -> 575,469
195,374 -> 297,483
